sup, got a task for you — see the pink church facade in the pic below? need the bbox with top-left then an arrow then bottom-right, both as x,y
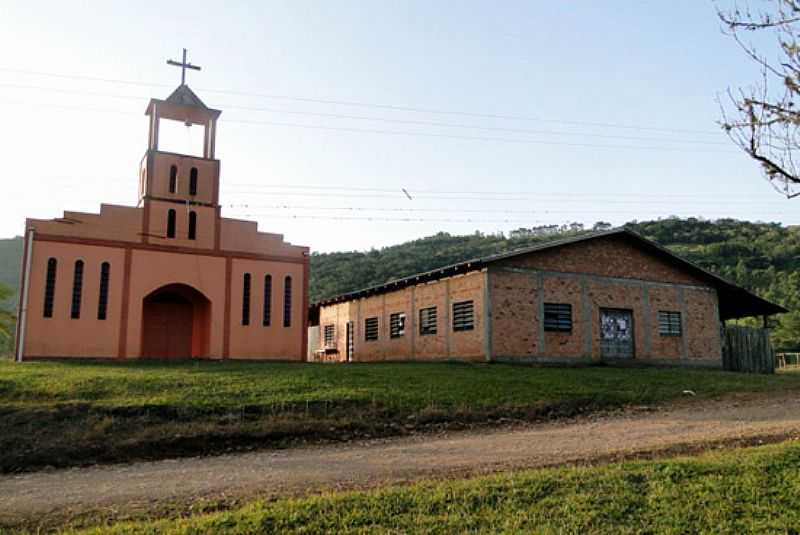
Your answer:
15,83 -> 310,361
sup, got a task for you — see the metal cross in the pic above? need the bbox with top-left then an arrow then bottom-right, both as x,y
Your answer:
166,48 -> 201,85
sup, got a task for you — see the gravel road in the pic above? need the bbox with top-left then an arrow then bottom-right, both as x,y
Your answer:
2,395 -> 799,523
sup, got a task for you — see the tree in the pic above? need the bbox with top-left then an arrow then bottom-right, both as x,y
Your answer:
0,283 -> 15,344
718,0 -> 800,198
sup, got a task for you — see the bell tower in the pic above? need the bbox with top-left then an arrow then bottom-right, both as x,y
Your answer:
139,49 -> 222,248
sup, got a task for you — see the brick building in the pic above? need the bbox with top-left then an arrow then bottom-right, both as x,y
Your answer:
15,72 -> 310,361
310,230 -> 784,366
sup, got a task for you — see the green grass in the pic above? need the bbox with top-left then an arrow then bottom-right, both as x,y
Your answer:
56,440 -> 800,534
3,359 -> 800,472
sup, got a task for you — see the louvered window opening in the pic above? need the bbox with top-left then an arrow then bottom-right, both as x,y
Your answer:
71,260 -> 84,319
419,306 -> 437,336
364,317 -> 379,341
43,258 -> 57,318
98,262 -> 110,320
658,311 -> 682,336
390,312 -> 406,338
544,303 -> 572,332
452,300 -> 475,332
324,324 -> 335,346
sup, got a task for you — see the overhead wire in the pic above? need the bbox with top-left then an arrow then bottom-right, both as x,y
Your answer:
0,82 -> 731,146
0,66 -> 722,135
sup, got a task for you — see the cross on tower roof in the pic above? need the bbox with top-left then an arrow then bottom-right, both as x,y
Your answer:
166,48 -> 201,86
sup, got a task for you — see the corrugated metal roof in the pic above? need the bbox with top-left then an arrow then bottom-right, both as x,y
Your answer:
312,228 -> 787,320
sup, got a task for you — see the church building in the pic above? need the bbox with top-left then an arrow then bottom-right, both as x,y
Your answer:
14,53 -> 310,361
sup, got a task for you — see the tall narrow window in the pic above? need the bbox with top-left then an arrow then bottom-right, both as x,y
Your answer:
43,258 -> 57,318
283,276 -> 292,327
263,274 -> 272,326
188,211 -> 197,240
98,262 -> 110,320
189,167 -> 198,196
169,165 -> 178,193
242,273 -> 251,326
167,209 -> 176,239
71,260 -> 84,319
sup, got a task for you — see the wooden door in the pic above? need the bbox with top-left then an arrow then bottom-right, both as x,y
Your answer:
600,309 -> 634,359
142,301 -> 193,358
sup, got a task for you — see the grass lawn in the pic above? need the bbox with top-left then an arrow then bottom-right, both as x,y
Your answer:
53,440 -> 800,534
2,359 -> 800,471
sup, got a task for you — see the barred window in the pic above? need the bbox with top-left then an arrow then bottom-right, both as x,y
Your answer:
324,324 -> 335,346
97,262 -> 110,320
452,300 -> 474,332
70,260 -> 84,319
365,317 -> 379,341
242,273 -> 251,326
283,276 -> 292,327
658,311 -> 682,336
544,303 -> 572,332
43,257 -> 57,318
419,306 -> 437,336
390,312 -> 406,338
263,274 -> 272,326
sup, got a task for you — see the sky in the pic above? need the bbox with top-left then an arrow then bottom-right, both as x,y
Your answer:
0,1 -> 796,252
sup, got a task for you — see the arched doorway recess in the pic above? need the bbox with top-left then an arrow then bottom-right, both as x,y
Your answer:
141,283 -> 211,358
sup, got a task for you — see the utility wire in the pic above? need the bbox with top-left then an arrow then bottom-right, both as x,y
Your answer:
0,96 -> 736,154
0,82 -> 730,146
0,66 -> 722,135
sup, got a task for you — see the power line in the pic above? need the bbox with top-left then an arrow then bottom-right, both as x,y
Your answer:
224,189 -> 779,205
0,96 -> 736,154
0,66 -> 722,135
224,203 -> 797,215
225,184 -> 777,200
0,82 -> 730,146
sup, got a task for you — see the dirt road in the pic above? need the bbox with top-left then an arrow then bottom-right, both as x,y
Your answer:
2,395 -> 800,523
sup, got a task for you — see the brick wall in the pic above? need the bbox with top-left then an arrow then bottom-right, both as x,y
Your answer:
316,234 -> 723,367
489,234 -> 722,366
316,271 -> 486,362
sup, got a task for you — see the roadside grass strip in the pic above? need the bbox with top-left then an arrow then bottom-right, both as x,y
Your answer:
60,440 -> 800,535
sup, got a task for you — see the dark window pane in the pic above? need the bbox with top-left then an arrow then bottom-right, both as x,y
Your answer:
242,273 -> 251,326
71,260 -> 84,319
98,262 -> 110,320
43,258 -> 57,318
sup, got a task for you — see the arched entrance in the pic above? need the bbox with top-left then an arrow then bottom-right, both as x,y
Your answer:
141,283 -> 211,358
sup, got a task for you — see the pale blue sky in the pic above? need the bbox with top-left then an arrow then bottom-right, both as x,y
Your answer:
0,1 -> 795,252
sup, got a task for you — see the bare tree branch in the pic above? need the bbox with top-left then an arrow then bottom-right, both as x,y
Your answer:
718,0 -> 800,197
